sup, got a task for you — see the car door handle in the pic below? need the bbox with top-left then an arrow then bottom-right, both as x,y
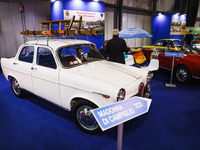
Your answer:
31,67 -> 37,70
13,62 -> 18,65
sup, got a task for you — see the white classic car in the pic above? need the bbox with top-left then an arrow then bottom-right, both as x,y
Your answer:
1,39 -> 151,134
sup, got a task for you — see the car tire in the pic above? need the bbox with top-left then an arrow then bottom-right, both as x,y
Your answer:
11,77 -> 27,98
175,65 -> 191,83
71,100 -> 101,134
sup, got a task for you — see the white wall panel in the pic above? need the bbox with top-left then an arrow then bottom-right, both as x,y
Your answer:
100,0 -> 117,5
197,2 -> 200,18
122,12 -> 133,47
0,0 -> 50,59
156,0 -> 175,12
0,2 -> 18,58
123,13 -> 137,48
127,13 -> 137,29
122,10 -> 152,48
135,14 -> 144,47
195,21 -> 200,27
123,0 -> 153,10
105,7 -> 114,41
143,15 -> 152,46
122,13 -> 128,30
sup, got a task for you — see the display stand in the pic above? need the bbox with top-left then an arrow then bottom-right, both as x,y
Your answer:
165,56 -> 176,87
117,124 -> 124,150
92,97 -> 152,150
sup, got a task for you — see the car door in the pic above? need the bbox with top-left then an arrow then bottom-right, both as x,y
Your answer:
31,46 -> 60,105
14,45 -> 34,92
156,46 -> 174,70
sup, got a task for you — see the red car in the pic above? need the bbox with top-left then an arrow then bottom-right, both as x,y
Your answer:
142,39 -> 200,83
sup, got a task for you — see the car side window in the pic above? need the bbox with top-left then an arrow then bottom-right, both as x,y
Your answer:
37,47 -> 57,69
155,41 -> 162,46
18,46 -> 34,63
156,48 -> 165,53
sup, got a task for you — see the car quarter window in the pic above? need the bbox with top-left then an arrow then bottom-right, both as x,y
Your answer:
18,46 -> 34,63
37,47 -> 57,69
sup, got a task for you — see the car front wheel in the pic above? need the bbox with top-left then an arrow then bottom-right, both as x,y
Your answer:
71,100 -> 101,134
175,65 -> 191,83
11,77 -> 26,98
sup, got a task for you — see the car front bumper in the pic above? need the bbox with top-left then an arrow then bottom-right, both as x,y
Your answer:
137,82 -> 151,98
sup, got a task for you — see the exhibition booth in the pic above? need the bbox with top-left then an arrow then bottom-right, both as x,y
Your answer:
152,13 -> 187,44
0,0 -> 200,150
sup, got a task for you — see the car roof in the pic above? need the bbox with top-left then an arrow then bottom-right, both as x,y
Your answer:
26,39 -> 92,51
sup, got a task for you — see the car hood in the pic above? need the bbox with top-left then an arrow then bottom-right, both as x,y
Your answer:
60,60 -> 147,90
75,61 -> 143,87
59,60 -> 148,100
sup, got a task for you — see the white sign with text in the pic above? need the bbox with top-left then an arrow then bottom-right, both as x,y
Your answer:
92,96 -> 152,131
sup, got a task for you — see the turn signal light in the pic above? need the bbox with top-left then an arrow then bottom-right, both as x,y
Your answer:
102,95 -> 110,99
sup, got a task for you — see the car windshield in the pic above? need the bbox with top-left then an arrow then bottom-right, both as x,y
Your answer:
174,40 -> 193,53
155,40 -> 193,54
57,44 -> 104,68
167,40 -> 193,54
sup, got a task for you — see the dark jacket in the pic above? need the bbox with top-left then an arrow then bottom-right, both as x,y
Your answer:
106,35 -> 130,64
99,46 -> 108,58
184,34 -> 194,46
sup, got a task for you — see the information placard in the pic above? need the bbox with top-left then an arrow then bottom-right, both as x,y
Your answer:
165,52 -> 185,57
91,96 -> 152,131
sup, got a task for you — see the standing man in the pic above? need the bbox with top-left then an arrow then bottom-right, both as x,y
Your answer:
184,30 -> 194,46
106,29 -> 130,64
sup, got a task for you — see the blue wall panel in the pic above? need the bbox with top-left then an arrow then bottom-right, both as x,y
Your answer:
152,13 -> 187,44
50,0 -> 105,50
63,0 -> 105,12
51,1 -> 64,20
152,14 -> 172,44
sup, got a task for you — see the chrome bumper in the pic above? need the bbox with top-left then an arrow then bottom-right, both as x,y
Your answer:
137,82 -> 151,98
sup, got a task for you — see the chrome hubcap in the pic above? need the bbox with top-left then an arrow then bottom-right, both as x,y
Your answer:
12,79 -> 21,95
76,105 -> 98,131
176,68 -> 187,82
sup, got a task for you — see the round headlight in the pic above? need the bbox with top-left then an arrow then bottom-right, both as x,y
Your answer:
117,88 -> 126,101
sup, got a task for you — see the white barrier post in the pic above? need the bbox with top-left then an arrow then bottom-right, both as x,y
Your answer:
166,55 -> 176,87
